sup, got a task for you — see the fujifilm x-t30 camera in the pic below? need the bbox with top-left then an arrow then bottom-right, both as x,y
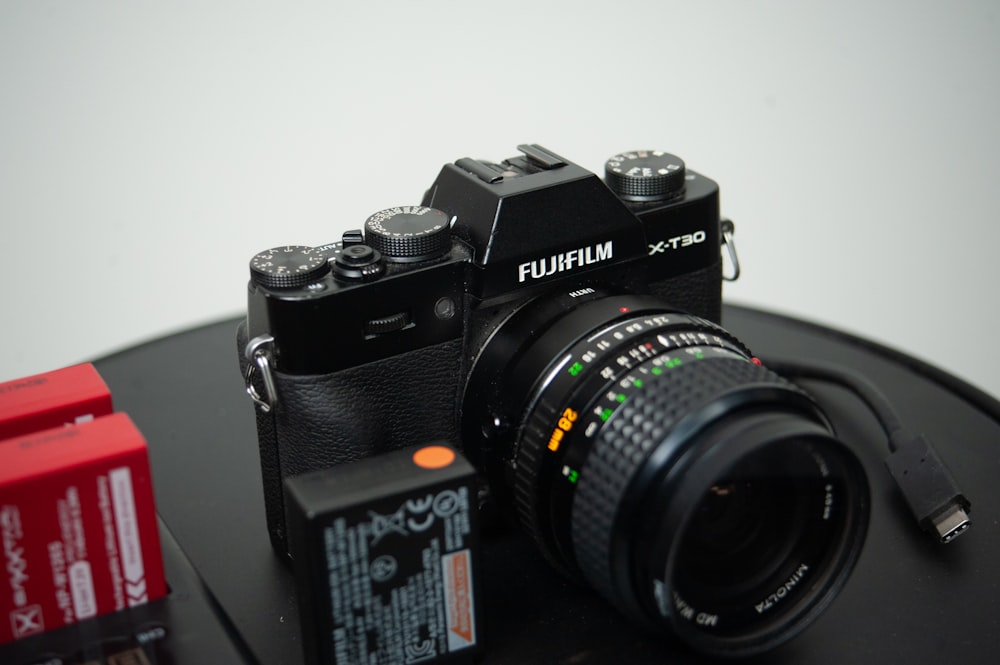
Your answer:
237,145 -> 870,657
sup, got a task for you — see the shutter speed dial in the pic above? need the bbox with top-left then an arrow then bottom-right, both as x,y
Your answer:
605,150 -> 687,202
364,206 -> 452,262
250,245 -> 329,288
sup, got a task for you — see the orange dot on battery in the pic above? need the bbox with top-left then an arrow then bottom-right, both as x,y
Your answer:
413,445 -> 456,469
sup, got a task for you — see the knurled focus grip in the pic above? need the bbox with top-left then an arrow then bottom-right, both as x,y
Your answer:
570,357 -> 803,606
510,311 -> 748,572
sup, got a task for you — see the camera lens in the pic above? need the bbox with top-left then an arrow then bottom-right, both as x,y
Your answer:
463,292 -> 869,657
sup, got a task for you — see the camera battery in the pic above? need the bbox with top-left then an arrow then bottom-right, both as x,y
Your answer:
0,363 -> 113,440
285,444 -> 483,665
0,412 -> 167,645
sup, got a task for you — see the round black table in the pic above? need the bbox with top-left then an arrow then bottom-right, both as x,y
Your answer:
5,305 -> 998,665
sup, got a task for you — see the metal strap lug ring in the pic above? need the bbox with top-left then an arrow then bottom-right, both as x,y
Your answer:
721,219 -> 741,282
244,334 -> 277,413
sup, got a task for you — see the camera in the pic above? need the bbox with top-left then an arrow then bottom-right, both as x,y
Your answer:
237,145 -> 870,657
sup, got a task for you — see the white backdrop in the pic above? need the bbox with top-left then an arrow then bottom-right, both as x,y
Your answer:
2,1 -> 998,399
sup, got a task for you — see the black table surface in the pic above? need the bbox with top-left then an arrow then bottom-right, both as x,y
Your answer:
13,304 -> 998,665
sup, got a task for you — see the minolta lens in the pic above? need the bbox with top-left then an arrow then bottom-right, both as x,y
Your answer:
464,292 -> 869,657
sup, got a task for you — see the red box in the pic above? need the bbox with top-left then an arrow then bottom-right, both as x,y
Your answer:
0,413 -> 167,644
0,363 -> 113,440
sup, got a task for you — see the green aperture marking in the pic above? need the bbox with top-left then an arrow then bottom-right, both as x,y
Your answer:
562,465 -> 580,483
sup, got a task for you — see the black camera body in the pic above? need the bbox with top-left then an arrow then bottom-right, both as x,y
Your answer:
240,145 -> 873,658
238,145 -> 726,553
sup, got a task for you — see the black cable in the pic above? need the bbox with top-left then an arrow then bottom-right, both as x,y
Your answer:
762,359 -> 905,448
764,357 -> 972,544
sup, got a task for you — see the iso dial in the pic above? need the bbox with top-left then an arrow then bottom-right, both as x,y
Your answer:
249,245 -> 329,288
364,206 -> 452,262
605,150 -> 687,202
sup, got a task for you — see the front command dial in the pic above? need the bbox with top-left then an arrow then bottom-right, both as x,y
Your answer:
364,206 -> 452,262
249,245 -> 329,288
604,150 -> 687,202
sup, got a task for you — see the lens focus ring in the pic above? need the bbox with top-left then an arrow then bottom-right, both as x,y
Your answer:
571,357 -> 803,604
510,307 -> 749,570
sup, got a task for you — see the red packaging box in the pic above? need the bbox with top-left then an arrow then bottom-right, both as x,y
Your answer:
0,412 -> 167,645
0,363 -> 113,440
